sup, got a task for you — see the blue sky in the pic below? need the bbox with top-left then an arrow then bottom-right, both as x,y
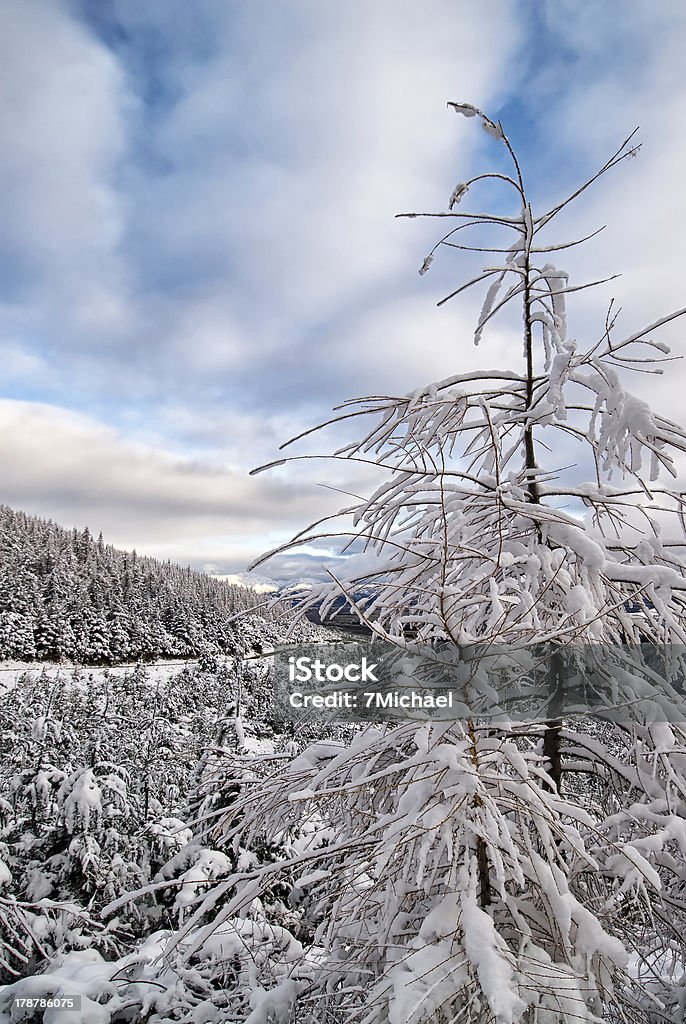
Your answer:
1,0 -> 685,581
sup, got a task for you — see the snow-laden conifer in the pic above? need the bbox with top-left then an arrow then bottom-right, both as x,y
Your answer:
228,103 -> 686,1021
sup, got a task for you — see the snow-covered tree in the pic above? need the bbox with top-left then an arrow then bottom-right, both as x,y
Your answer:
5,103 -> 686,1024
0,503 -> 305,664
220,103 -> 686,1021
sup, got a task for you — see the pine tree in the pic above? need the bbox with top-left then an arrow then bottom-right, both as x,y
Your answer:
0,503 -> 295,663
235,103 -> 686,1022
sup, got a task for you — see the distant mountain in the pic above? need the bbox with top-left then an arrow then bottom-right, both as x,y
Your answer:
212,571 -> 279,593
0,505 -> 302,663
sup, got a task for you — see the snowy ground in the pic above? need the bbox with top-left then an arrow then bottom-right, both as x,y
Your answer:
0,658 -> 205,692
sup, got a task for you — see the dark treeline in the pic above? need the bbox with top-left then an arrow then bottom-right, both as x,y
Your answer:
0,505 -> 289,663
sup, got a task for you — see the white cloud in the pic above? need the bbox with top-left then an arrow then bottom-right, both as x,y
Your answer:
316,292 -> 521,399
0,340 -> 53,388
518,3 -> 686,431
0,0 -> 132,332
213,573 -> 278,593
0,400 -> 337,566
0,0 -> 526,428
131,0 -> 523,333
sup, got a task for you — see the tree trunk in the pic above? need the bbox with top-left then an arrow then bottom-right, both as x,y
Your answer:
542,649 -> 564,794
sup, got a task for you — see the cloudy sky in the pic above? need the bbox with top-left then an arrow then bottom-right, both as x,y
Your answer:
1,0 -> 685,581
